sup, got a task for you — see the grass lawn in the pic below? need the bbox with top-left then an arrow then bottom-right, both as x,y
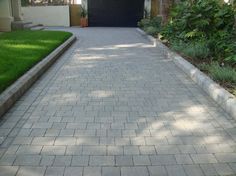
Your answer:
0,30 -> 72,93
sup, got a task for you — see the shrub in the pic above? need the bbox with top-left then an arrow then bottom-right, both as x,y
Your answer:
138,16 -> 162,36
145,26 -> 160,36
162,0 -> 235,41
171,41 -> 210,59
161,0 -> 236,61
200,62 -> 236,84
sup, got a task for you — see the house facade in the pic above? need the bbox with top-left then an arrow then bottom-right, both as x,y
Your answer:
0,0 -> 23,31
0,0 -> 173,31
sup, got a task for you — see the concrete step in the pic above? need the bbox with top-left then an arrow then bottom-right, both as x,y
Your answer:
30,26 -> 45,31
12,21 -> 32,30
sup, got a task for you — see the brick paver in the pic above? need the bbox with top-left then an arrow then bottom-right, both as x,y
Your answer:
0,27 -> 236,176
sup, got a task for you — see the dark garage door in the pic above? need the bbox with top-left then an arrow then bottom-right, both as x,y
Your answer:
88,0 -> 144,27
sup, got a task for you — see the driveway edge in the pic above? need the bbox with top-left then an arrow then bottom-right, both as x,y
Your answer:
136,28 -> 236,119
0,34 -> 76,118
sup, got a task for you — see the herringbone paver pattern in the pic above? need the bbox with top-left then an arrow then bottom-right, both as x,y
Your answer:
0,28 -> 235,176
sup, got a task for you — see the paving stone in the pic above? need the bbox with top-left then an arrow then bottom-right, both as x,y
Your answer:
66,146 -> 82,155
89,156 -> 114,166
107,146 -> 123,155
150,155 -> 176,165
139,146 -> 156,155
191,154 -> 218,164
175,154 -> 193,164
124,146 -> 140,155
115,156 -> 133,166
40,155 -> 55,166
84,167 -> 101,176
0,154 -> 16,166
14,155 -> 41,166
214,153 -> 236,163
100,137 -> 114,145
30,129 -> 46,137
45,167 -> 65,176
121,167 -> 149,176
16,146 -> 42,155
200,164 -> 218,176
148,166 -> 168,176
41,146 -> 66,155
213,163 -> 235,176
54,137 -> 76,145
82,146 -> 106,155
71,156 -> 89,166
64,167 -> 83,176
53,156 -> 72,166
0,166 -> 19,176
102,167 -> 120,176
166,165 -> 187,176
183,164 -> 204,176
45,129 -> 60,137
32,137 -> 55,145
16,166 -> 46,176
133,155 -> 151,166
12,137 -> 33,145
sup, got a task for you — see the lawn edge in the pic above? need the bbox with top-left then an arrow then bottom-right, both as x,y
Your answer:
136,28 -> 236,120
0,34 -> 76,118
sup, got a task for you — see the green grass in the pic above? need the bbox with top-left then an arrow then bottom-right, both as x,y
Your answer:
0,30 -> 72,93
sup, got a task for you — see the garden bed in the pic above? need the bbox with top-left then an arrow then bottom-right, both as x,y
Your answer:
138,0 -> 236,96
0,30 -> 72,93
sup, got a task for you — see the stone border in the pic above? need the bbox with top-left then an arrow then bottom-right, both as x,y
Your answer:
136,28 -> 236,119
0,34 -> 76,118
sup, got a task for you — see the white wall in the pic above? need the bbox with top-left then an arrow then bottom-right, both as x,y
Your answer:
22,6 -> 70,27
0,0 -> 13,31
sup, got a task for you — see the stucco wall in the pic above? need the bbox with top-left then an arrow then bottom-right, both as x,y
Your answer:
0,0 -> 13,31
22,6 -> 70,27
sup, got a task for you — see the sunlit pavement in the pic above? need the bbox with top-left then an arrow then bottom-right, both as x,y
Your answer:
0,27 -> 235,176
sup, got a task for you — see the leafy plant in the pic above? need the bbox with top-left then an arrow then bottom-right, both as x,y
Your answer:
200,62 -> 236,84
161,0 -> 236,61
145,26 -> 160,36
138,16 -> 162,37
80,6 -> 87,18
171,40 -> 210,59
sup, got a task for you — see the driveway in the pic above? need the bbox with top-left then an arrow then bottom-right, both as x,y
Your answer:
0,28 -> 235,176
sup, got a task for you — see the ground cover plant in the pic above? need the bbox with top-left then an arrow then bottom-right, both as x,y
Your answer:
139,0 -> 236,95
0,30 -> 72,93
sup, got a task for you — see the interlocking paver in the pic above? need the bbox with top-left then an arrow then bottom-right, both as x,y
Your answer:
0,28 -> 236,176
16,166 -> 46,176
45,167 -> 65,176
64,167 -> 83,176
89,156 -> 115,166
148,166 -> 168,176
102,167 -> 120,176
0,166 -> 18,176
84,167 -> 101,176
121,167 -> 149,176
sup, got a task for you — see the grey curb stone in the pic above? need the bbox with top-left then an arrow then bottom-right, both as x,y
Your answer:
0,34 -> 76,118
136,28 -> 236,120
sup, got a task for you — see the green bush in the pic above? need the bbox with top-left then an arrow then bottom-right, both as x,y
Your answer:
200,62 -> 236,84
171,41 -> 210,59
138,16 -> 162,36
145,26 -> 160,36
161,0 -> 236,61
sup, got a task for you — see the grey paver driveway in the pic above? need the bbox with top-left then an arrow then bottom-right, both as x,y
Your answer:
0,28 -> 236,176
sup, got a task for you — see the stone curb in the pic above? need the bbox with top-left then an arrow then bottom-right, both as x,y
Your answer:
0,34 -> 76,118
136,28 -> 236,119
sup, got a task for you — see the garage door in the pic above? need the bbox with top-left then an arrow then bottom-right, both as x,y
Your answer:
88,0 -> 144,27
